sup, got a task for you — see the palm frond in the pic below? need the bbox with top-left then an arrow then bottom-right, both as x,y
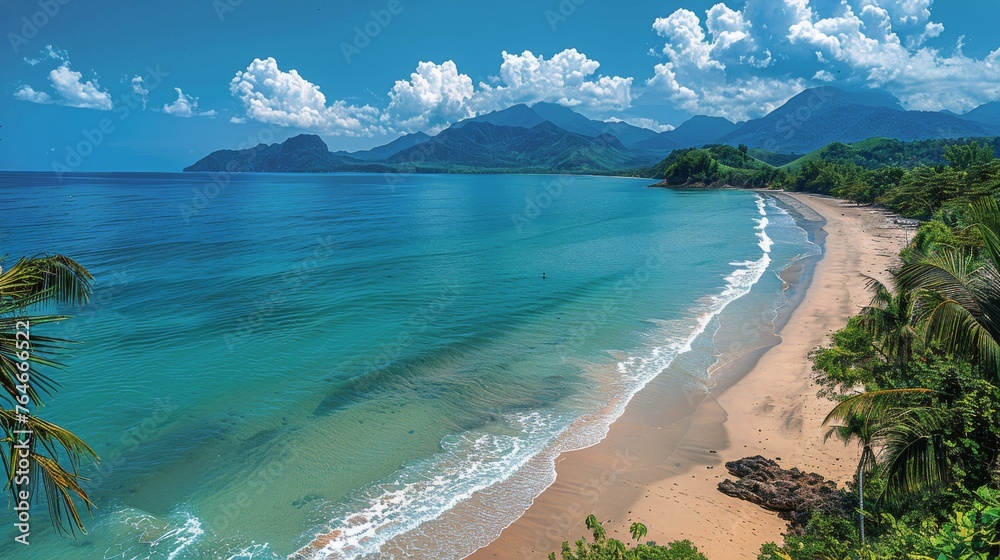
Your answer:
823,388 -> 936,427
880,408 -> 950,503
863,275 -> 894,309
32,453 -> 94,534
966,197 -> 1000,269
1,410 -> 98,533
923,299 -> 1000,373
0,255 -> 93,311
0,317 -> 78,405
898,251 -> 980,313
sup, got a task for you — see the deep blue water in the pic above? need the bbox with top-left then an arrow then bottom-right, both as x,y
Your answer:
0,172 -> 815,559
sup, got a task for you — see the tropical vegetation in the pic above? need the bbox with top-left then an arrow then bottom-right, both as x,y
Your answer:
1,254 -> 98,533
759,166 -> 1000,557
548,515 -> 708,560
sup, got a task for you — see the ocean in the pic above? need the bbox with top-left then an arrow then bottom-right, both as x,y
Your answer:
0,172 -> 817,559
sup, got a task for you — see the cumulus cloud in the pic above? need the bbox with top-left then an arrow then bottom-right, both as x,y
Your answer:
645,0 -> 1000,116
14,61 -> 114,110
877,0 -> 932,24
646,7 -> 804,120
476,49 -> 633,112
813,69 -> 836,82
162,88 -> 216,118
231,51 -> 633,135
230,57 -> 381,135
13,85 -> 53,104
784,0 -> 1000,111
49,64 -> 113,109
382,60 -> 475,133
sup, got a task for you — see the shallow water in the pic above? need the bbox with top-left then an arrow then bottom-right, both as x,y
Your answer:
0,173 -> 814,559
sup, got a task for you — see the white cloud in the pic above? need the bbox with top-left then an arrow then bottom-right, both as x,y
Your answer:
131,76 -> 149,109
606,116 -> 674,132
14,85 -> 53,104
48,64 -> 113,110
784,0 -> 1000,111
229,57 -> 381,135
644,0 -> 1000,116
382,60 -> 475,133
477,49 -> 633,112
909,21 -> 944,47
875,0 -> 932,24
231,51 -> 634,136
646,7 -> 805,120
162,87 -> 216,118
813,69 -> 836,82
43,44 -> 67,62
14,62 -> 114,110
230,116 -> 246,124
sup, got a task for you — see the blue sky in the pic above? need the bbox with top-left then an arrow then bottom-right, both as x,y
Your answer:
2,0 -> 1000,171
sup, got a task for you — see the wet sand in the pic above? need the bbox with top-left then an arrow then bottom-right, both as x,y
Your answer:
467,193 -> 907,559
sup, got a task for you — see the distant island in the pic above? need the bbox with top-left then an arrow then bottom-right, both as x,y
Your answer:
184,86 -> 1000,176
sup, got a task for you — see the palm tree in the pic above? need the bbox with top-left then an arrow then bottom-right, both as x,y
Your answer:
898,198 -> 1000,376
825,411 -> 878,543
0,254 -> 99,533
629,521 -> 647,543
824,388 -> 948,506
858,275 -> 920,370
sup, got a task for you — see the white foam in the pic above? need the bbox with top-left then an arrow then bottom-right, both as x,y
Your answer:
163,514 -> 204,560
296,412 -> 567,559
98,507 -> 207,560
293,195 -> 777,560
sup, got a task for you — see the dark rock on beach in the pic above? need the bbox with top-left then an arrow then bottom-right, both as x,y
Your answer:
717,455 -> 853,533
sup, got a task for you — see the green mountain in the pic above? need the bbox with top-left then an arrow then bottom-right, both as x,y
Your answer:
782,137 -> 1000,171
961,101 -> 1000,133
185,91 -> 1000,175
334,131 -> 430,160
717,87 -> 991,152
183,134 -> 392,173
389,120 -> 655,172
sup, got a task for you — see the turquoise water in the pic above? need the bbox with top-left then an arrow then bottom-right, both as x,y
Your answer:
0,173 -> 815,559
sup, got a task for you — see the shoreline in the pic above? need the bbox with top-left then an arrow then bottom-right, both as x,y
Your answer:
467,192 -> 906,559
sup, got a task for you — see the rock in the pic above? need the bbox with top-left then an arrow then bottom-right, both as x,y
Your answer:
717,455 -> 853,534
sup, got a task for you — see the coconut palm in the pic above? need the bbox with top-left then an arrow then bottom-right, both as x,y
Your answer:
858,275 -> 920,370
898,198 -> 1000,376
0,254 -> 98,533
824,388 -> 948,506
825,411 -> 879,544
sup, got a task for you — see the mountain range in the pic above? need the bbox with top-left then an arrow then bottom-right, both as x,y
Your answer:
184,87 -> 1000,174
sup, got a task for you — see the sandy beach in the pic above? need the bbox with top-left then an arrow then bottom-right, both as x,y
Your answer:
468,192 -> 908,559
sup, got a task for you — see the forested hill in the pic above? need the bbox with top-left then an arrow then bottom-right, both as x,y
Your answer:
636,137 -> 1000,220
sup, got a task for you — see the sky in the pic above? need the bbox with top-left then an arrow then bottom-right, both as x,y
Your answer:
2,0 -> 1000,171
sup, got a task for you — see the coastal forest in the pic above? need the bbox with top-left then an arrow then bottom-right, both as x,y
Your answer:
541,140 -> 1000,558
